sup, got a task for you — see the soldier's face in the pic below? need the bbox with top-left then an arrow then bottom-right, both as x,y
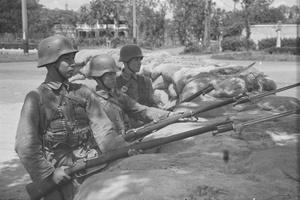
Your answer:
56,53 -> 76,79
101,72 -> 117,89
127,57 -> 142,72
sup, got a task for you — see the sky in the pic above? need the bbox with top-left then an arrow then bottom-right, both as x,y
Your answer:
38,0 -> 299,12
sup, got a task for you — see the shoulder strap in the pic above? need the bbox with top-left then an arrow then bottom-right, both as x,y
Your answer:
35,84 -> 50,135
136,75 -> 148,104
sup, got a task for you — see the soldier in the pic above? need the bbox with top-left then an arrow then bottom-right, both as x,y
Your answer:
117,44 -> 159,128
15,35 -> 139,200
88,54 -> 171,136
116,44 -> 157,107
88,54 -> 197,136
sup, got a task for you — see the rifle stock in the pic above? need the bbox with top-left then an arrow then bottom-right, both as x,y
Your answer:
25,108 -> 298,200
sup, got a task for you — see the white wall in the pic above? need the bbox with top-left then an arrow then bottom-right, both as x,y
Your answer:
242,24 -> 299,44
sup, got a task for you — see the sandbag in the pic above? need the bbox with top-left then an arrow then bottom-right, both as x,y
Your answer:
151,63 -> 183,81
168,83 -> 179,99
210,77 -> 247,98
152,75 -> 170,90
173,68 -> 192,94
179,72 -> 215,102
173,66 -> 217,94
153,89 -> 170,108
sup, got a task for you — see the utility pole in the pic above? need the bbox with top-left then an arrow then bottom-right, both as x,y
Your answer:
132,0 -> 137,44
203,0 -> 211,50
21,0 -> 29,55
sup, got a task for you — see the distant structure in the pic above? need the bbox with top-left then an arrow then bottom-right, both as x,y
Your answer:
76,19 -> 129,38
53,3 -> 129,40
53,19 -> 129,39
242,23 -> 299,45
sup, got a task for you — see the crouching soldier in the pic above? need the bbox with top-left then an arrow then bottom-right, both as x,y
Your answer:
87,54 -> 196,137
87,54 -> 171,136
15,36 -> 139,200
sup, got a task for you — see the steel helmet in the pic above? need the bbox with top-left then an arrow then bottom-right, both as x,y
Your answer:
118,44 -> 143,62
89,54 -> 118,77
37,35 -> 78,68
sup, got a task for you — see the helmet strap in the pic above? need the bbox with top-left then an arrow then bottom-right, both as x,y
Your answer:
94,77 -> 110,91
53,63 -> 66,80
124,61 -> 135,74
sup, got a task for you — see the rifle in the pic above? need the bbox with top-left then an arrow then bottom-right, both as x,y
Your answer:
124,82 -> 300,142
167,62 -> 256,111
26,108 -> 299,200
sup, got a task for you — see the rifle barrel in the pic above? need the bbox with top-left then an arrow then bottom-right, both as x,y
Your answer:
124,96 -> 243,142
251,82 -> 300,101
234,82 -> 300,105
240,109 -> 300,127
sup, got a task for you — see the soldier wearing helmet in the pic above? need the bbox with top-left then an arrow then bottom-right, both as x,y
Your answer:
116,44 -> 157,107
15,36 -> 139,200
88,54 -> 171,136
116,44 -> 159,128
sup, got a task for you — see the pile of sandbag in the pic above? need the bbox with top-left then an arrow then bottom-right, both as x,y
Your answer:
69,48 -> 277,111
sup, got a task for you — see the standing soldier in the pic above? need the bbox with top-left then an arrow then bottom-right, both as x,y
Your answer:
88,54 -> 171,136
116,44 -> 157,107
117,44 -> 158,128
15,35 -> 139,200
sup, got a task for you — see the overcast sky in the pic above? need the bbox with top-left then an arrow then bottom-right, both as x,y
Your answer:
38,0 -> 298,12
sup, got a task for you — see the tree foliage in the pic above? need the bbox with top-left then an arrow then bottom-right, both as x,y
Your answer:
167,0 -> 206,44
0,0 -> 78,40
0,0 -> 24,34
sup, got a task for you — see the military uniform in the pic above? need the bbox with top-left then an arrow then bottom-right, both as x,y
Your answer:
116,70 -> 157,107
94,87 -> 170,135
15,36 -> 126,200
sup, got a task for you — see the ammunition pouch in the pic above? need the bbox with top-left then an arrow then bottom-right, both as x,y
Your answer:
44,126 -> 92,150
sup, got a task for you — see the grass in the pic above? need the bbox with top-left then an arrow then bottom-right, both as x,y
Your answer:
0,52 -> 38,63
210,51 -> 300,62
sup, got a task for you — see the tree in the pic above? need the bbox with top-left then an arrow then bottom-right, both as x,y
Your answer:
167,0 -> 206,45
210,8 -> 227,40
0,0 -> 23,34
139,5 -> 166,46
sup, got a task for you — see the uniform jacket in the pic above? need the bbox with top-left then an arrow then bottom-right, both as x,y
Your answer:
116,70 -> 157,107
15,68 -> 126,182
94,87 -> 170,135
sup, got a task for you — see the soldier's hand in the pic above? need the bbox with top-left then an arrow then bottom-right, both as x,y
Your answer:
51,166 -> 71,185
169,111 -> 198,122
128,148 -> 144,156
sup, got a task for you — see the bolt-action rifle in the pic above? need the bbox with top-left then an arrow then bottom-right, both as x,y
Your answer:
124,82 -> 300,142
25,108 -> 299,200
167,62 -> 256,111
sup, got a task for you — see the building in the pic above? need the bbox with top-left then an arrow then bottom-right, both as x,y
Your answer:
53,20 -> 129,39
76,19 -> 129,38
